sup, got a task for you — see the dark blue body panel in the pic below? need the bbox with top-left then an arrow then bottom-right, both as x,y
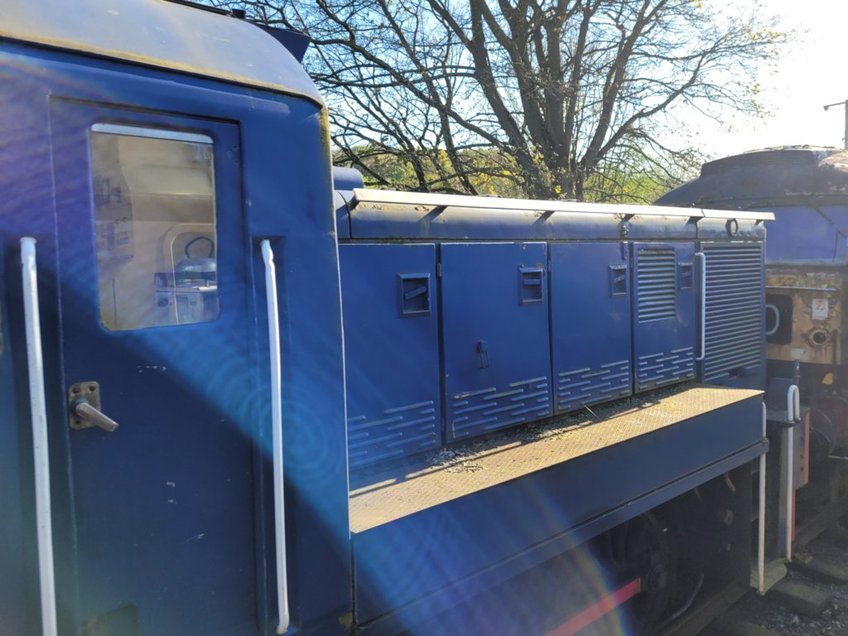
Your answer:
338,195 -> 761,466
441,242 -> 552,440
756,205 -> 848,263
340,244 -> 441,468
631,242 -> 696,391
655,147 -> 844,265
550,242 -> 632,412
0,42 -> 350,635
352,391 -> 764,627
51,100 -> 259,634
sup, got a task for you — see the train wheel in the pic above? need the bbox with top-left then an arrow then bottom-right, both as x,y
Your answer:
603,512 -> 677,634
812,391 -> 848,454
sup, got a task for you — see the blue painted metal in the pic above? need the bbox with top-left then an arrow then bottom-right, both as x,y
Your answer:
657,147 -> 848,210
699,242 -> 766,388
656,147 -> 848,264
0,36 -> 350,636
340,244 -> 441,469
696,217 -> 766,244
756,205 -> 848,263
631,242 -> 696,391
441,242 -> 552,441
53,101 -> 259,634
0,0 -> 323,103
349,205 -> 622,241
332,168 -> 363,240
332,167 -> 365,192
352,393 -> 764,627
359,445 -> 765,636
550,242 -> 632,413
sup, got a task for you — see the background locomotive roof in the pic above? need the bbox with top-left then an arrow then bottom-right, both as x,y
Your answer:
657,146 -> 848,209
0,0 -> 323,105
351,188 -> 774,221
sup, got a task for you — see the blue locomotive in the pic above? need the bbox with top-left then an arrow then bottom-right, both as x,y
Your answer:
1,2 -> 775,634
659,146 -> 848,448
660,145 -> 848,562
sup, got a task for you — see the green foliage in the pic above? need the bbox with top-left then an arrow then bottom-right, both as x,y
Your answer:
336,143 -> 697,203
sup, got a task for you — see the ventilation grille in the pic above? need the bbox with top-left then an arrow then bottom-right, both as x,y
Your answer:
556,360 -> 631,413
636,347 -> 695,391
449,376 -> 551,440
702,243 -> 764,383
637,249 -> 677,322
348,400 -> 439,469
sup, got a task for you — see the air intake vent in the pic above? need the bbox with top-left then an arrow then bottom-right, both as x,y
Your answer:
637,248 -> 677,322
702,243 -> 763,382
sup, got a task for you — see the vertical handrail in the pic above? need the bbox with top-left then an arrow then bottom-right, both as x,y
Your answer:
20,237 -> 58,636
787,385 -> 800,423
785,384 -> 799,562
785,425 -> 794,562
757,403 -> 767,594
261,240 -> 289,635
695,252 -> 706,362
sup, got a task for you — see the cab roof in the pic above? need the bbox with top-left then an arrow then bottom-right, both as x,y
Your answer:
0,0 -> 322,104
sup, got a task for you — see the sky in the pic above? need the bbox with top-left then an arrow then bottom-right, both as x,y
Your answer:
694,0 -> 848,159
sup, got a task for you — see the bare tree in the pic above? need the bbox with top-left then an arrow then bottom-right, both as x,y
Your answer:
214,0 -> 783,200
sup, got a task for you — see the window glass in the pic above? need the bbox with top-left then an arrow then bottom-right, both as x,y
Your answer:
90,124 -> 219,330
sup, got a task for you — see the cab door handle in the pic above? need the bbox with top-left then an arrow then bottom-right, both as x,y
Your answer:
71,400 -> 119,432
68,382 -> 119,432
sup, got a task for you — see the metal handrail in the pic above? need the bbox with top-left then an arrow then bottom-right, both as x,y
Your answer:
787,384 -> 800,422
20,237 -> 58,636
261,239 -> 289,635
757,403 -> 767,594
695,252 -> 706,362
784,384 -> 800,562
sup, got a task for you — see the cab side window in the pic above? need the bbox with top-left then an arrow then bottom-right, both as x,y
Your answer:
90,124 -> 219,330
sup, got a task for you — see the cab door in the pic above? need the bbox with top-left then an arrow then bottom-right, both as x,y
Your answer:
50,100 -> 264,635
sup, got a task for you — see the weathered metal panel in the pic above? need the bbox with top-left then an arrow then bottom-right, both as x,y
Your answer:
701,242 -> 765,385
347,189 -> 766,241
441,242 -> 552,440
0,0 -> 322,102
763,205 -> 848,264
350,387 -> 764,625
340,243 -> 441,469
765,267 -> 843,365
550,242 -> 632,413
632,242 -> 696,391
0,42 -> 351,633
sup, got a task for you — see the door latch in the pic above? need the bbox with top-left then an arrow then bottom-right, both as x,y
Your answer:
68,381 -> 119,432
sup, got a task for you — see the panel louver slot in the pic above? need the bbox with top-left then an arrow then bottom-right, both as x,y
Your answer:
702,243 -> 763,383
637,249 -> 677,322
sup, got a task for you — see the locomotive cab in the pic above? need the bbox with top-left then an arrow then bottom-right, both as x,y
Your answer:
0,2 -> 349,634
